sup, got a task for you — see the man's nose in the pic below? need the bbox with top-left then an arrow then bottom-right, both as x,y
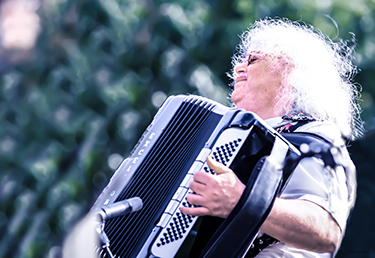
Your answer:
235,63 -> 247,74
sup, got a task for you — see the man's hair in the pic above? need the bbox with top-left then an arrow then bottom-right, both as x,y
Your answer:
229,17 -> 363,140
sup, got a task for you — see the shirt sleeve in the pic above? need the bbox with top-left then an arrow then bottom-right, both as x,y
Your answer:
279,121 -> 356,231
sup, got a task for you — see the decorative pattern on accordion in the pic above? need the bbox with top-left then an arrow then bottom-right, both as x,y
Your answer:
211,138 -> 242,167
155,211 -> 194,247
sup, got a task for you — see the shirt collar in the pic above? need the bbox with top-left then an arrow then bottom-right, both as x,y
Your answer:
265,117 -> 290,129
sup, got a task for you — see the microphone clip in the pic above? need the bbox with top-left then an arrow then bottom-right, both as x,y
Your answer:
94,197 -> 143,258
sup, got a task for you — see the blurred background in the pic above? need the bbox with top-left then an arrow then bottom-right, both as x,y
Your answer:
0,0 -> 374,257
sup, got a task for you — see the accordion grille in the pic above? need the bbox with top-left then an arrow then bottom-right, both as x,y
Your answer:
104,100 -> 222,257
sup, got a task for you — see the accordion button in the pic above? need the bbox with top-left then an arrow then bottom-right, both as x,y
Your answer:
172,187 -> 188,201
197,148 -> 211,162
181,174 -> 194,187
165,200 -> 180,214
156,213 -> 172,228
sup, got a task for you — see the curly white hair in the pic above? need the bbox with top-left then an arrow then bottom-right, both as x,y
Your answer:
229,17 -> 363,140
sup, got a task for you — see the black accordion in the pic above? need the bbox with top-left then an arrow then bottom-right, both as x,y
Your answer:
91,95 -> 302,258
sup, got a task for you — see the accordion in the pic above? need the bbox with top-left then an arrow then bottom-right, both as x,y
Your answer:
91,95 -> 302,258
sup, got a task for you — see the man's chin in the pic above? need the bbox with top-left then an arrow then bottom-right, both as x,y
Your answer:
231,98 -> 244,110
230,93 -> 241,106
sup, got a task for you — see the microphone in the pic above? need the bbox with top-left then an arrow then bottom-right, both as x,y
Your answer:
97,197 -> 143,221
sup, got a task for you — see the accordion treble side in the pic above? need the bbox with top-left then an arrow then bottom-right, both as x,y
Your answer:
91,95 -> 299,258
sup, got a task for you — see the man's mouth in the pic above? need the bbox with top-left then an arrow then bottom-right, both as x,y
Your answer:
235,74 -> 247,84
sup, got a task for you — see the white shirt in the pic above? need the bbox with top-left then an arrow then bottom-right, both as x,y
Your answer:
255,118 -> 357,258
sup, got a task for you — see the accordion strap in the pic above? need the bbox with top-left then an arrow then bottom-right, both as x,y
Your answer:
245,234 -> 279,257
201,137 -> 289,258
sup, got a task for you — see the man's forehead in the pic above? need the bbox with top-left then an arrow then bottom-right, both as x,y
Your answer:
248,50 -> 279,58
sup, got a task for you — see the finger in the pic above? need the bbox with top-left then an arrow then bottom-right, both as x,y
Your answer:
186,192 -> 206,207
193,171 -> 211,184
189,180 -> 206,194
206,156 -> 232,175
180,206 -> 211,217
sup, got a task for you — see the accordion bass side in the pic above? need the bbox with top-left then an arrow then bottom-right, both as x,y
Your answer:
91,95 -> 299,258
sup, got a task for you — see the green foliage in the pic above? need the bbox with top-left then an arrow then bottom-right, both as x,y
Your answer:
0,0 -> 375,257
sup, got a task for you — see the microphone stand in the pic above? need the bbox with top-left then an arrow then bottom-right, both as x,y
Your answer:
94,197 -> 143,258
96,221 -> 115,258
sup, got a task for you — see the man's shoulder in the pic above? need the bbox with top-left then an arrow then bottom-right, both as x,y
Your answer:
293,120 -> 343,144
265,117 -> 345,145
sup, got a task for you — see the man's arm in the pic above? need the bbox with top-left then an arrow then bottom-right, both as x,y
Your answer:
180,157 -> 342,253
260,198 -> 342,253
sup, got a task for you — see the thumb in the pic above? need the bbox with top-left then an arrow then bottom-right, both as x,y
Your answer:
206,156 -> 233,175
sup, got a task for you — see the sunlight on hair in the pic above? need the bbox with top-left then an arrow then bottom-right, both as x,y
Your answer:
229,18 -> 363,140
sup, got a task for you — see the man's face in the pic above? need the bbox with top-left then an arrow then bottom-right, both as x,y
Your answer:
231,52 -> 287,120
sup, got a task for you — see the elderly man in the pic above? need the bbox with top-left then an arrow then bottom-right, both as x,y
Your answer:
180,18 -> 362,257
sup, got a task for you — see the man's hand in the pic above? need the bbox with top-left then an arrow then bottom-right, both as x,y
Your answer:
180,157 -> 245,218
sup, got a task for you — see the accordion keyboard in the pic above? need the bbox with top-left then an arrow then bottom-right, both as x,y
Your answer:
150,127 -> 251,258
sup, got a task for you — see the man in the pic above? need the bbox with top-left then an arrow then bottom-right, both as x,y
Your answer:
180,18 -> 362,257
